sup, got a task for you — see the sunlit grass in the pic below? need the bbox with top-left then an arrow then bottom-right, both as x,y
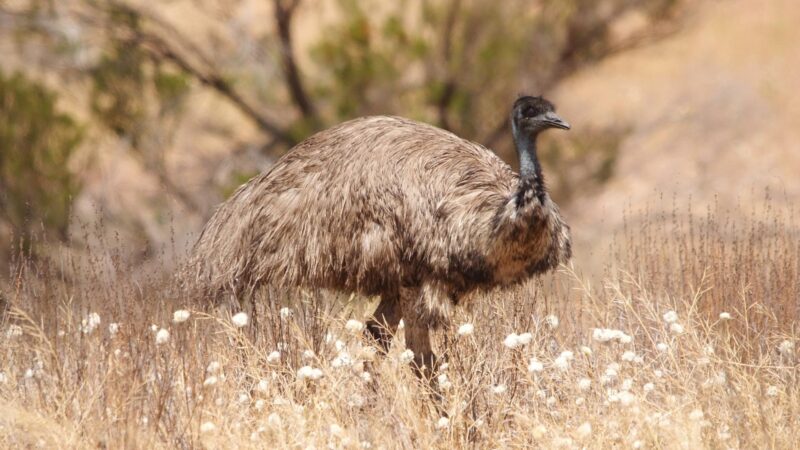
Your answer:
1,201 -> 798,448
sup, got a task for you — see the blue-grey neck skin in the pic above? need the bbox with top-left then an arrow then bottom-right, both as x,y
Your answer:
511,120 -> 543,186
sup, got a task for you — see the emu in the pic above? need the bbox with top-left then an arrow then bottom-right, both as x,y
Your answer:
190,96 -> 572,373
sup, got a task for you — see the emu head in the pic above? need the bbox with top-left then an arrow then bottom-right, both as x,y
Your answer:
511,96 -> 571,138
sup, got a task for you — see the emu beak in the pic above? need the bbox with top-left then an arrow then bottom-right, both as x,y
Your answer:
544,112 -> 571,130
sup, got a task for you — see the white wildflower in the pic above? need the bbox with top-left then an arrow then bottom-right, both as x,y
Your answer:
719,312 -> 732,320
518,332 -> 533,345
580,346 -> 593,356
155,328 -> 170,345
643,382 -> 655,393
255,399 -> 266,411
231,312 -> 249,328
621,378 -> 634,391
656,342 -> 669,352
302,349 -> 315,360
504,333 -> 522,349
654,369 -> 664,378
332,351 -> 353,368
546,396 -> 557,407
268,412 -> 282,427
206,361 -> 221,373
778,340 -> 794,355
266,351 -> 281,363
545,315 -> 559,330
257,379 -> 269,392
532,424 -> 547,439
457,323 -> 474,337
108,323 -> 120,336
662,310 -> 678,323
81,312 -> 101,334
330,424 -> 343,436
334,339 -> 346,352
437,373 -> 452,390
553,350 -> 573,371
203,376 -> 218,387
528,357 -> 544,373
669,323 -> 684,334
279,307 -> 293,320
766,385 -> 780,397
360,371 -> 372,383
618,391 -> 635,406
576,422 -> 592,439
575,397 -> 585,406
436,417 -> 450,429
689,409 -> 704,420
172,309 -> 190,323
632,440 -> 643,449
592,328 -> 632,344
621,351 -> 638,362
361,441 -> 372,448
492,384 -> 507,394
399,349 -> 415,364
150,324 -> 159,332
578,378 -> 592,391
5,324 -> 23,339
24,369 -> 34,379
238,393 -> 249,403
297,366 -> 323,381
199,422 -> 216,433
345,319 -> 365,334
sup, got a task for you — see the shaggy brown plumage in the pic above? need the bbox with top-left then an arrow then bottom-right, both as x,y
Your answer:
189,96 -> 572,371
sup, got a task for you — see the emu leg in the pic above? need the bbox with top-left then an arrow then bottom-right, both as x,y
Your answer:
400,288 -> 438,378
365,292 -> 401,353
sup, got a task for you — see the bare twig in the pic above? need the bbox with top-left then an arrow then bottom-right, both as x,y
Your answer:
273,0 -> 319,126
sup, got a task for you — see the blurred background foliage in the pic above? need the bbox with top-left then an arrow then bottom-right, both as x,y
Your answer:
0,0 -> 681,267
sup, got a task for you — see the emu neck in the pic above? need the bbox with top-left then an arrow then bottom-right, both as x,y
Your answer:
513,128 -> 545,204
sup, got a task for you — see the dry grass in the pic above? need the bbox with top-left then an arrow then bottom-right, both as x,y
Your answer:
1,199 -> 799,449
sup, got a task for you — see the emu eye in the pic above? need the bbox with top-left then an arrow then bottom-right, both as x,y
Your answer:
522,106 -> 536,117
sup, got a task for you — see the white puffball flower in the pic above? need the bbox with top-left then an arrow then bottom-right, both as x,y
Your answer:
267,351 -> 281,363
206,361 -> 221,373
279,307 -> 293,320
172,309 -> 190,323
778,340 -> 794,355
545,315 -> 559,330
231,312 -> 249,328
592,328 -> 632,344
492,384 -> 507,394
504,333 -> 522,349
436,417 -> 450,429
518,332 -> 533,345
621,351 -> 638,362
302,349 -> 315,360
576,422 -> 592,439
255,399 -> 266,411
150,324 -> 158,332
199,422 -> 216,433
257,379 -> 269,392
621,378 -> 634,391
437,373 -> 452,390
689,409 -> 704,420
662,310 -> 678,323
719,312 -> 732,320
345,319 -> 365,334
457,323 -> 474,337
203,376 -> 218,387
267,412 -> 282,427
618,391 -> 635,406
578,378 -> 592,391
297,366 -> 323,381
81,312 -> 101,334
399,349 -> 415,364
643,382 -> 655,393
656,342 -> 669,352
360,371 -> 372,383
155,328 -> 170,345
766,385 -> 780,397
580,346 -> 593,356
554,351 -> 574,370
670,323 -> 685,334
5,324 -> 23,339
528,357 -> 544,373
332,351 -> 353,368
108,323 -> 120,336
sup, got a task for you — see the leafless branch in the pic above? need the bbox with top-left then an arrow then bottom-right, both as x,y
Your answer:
435,0 -> 462,131
273,0 -> 319,126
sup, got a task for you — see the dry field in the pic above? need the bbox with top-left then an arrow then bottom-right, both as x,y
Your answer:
1,200 -> 799,449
